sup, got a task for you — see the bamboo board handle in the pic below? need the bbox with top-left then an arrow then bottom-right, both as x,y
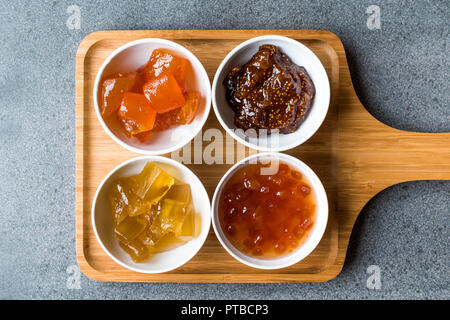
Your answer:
338,82 -> 449,193
336,100 -> 449,277
340,103 -> 450,184
383,129 -> 450,182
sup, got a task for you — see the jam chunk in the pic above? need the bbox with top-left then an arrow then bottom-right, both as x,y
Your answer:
164,184 -> 192,204
177,204 -> 195,240
134,130 -> 152,143
177,91 -> 200,124
108,177 -> 152,223
140,184 -> 195,245
150,91 -> 200,131
151,108 -> 179,131
108,178 -> 130,225
119,239 -> 151,263
162,184 -> 193,234
143,73 -> 186,113
114,215 -> 148,244
117,92 -> 157,137
100,72 -> 137,117
143,49 -> 189,88
131,162 -> 174,204
163,184 -> 195,239
156,199 -> 188,234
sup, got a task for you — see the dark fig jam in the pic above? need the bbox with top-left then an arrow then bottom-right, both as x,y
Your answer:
224,44 -> 315,134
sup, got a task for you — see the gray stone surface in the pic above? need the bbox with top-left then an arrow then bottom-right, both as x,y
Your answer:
0,0 -> 448,300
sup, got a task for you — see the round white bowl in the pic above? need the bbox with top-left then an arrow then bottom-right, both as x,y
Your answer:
212,35 -> 330,152
211,152 -> 328,270
93,38 -> 211,155
92,156 -> 211,273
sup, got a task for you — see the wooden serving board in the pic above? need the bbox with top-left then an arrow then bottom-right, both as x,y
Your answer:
75,30 -> 450,282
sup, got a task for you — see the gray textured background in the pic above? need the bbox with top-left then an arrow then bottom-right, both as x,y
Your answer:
0,0 -> 448,299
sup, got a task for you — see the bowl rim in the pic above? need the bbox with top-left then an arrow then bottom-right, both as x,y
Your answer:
91,155 -> 212,274
211,34 -> 330,152
93,38 -> 212,155
211,152 -> 329,270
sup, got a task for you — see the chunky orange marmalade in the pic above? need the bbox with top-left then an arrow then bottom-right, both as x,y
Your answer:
99,49 -> 200,143
219,162 -> 315,258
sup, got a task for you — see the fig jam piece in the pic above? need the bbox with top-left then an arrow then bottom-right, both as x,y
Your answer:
100,72 -> 137,117
224,44 -> 315,134
117,92 -> 156,137
143,72 -> 186,113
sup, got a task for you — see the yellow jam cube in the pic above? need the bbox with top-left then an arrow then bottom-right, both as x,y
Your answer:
177,203 -> 196,240
157,199 -> 187,234
108,161 -> 198,263
109,177 -> 153,223
114,215 -> 148,244
119,238 -> 151,263
131,162 -> 174,204
164,183 -> 191,205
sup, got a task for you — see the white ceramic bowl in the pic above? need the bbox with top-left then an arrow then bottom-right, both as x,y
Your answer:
93,38 -> 211,155
211,152 -> 328,269
212,35 -> 330,152
92,156 -> 211,273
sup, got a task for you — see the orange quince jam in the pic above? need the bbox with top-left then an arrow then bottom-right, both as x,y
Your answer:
219,162 -> 316,258
99,49 -> 200,142
100,72 -> 137,117
152,91 -> 200,131
117,92 -> 156,137
142,48 -> 188,88
143,72 -> 186,114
